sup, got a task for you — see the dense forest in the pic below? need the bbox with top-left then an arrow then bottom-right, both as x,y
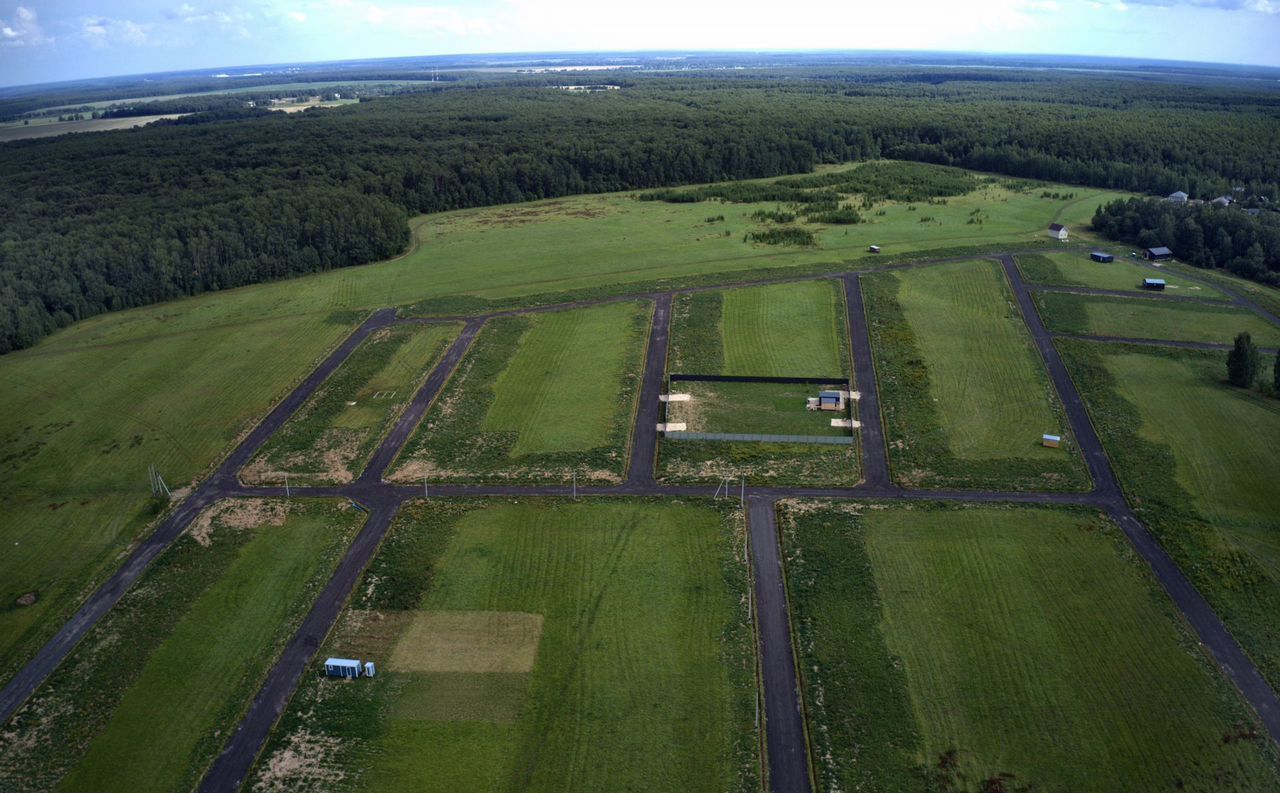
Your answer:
1092,198 -> 1280,284
3,69 -> 1280,352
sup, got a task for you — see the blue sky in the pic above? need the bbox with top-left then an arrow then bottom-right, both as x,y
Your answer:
1,0 -> 1278,87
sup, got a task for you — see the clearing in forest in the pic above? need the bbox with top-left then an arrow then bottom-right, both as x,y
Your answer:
249,499 -> 759,793
864,260 -> 1087,490
0,499 -> 362,793
243,323 -> 459,485
781,501 -> 1280,793
389,301 -> 650,483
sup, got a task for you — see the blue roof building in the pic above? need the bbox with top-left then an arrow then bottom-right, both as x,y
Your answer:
324,658 -> 363,679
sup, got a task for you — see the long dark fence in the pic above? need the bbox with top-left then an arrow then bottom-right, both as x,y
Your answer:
669,373 -> 849,384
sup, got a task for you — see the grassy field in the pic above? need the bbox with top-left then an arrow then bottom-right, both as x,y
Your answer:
1164,261 -> 1280,317
1059,339 -> 1280,690
864,260 -> 1088,490
1037,291 -> 1280,346
660,280 -> 856,485
0,114 -> 187,142
249,499 -> 759,793
0,162 -> 1129,687
244,324 -> 459,485
0,309 -> 355,690
389,302 -> 650,483
0,499 -> 362,792
666,381 -> 851,437
780,501 -> 1280,792
1017,251 -> 1228,298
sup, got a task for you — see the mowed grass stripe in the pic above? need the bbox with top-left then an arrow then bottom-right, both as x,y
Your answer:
895,260 -> 1062,459
1038,291 -> 1280,347
55,502 -> 361,793
721,281 -> 848,377
484,302 -> 649,456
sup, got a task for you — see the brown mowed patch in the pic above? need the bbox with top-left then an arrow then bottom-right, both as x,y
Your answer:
390,611 -> 544,674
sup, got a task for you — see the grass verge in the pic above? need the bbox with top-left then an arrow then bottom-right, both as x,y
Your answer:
1036,292 -> 1280,347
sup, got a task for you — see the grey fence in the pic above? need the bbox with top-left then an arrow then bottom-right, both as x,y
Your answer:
665,431 -> 854,445
670,373 -> 848,385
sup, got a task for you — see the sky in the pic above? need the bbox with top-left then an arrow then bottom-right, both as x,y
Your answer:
1,0 -> 1278,87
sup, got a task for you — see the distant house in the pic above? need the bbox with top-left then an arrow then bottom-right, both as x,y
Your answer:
1212,196 -> 1233,208
1042,434 -> 1062,448
1047,223 -> 1069,241
1090,252 -> 1114,263
1143,278 -> 1167,291
1166,191 -> 1189,204
1245,208 -> 1262,217
1143,246 -> 1173,261
868,245 -> 881,253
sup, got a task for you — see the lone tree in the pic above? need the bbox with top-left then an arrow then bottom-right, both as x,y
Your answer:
1226,331 -> 1259,388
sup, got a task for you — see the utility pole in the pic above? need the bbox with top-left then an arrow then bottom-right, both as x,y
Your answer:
572,472 -> 577,501
285,473 -> 290,499
424,478 -> 429,498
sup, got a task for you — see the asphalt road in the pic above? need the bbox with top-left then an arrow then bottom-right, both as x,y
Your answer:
5,254 -> 1280,793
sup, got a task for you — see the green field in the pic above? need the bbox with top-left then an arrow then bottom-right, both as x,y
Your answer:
0,309 -> 354,690
864,260 -> 1087,490
0,499 -> 361,792
1037,291 -> 1280,346
660,280 -> 856,485
390,302 -> 650,483
1059,340 -> 1280,689
244,324 -> 458,485
781,501 -> 1280,792
666,381 -> 851,437
1017,251 -> 1228,298
250,499 -> 759,793
0,162 -> 1181,688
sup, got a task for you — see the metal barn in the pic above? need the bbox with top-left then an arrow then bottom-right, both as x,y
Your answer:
1143,278 -> 1167,291
1090,252 -> 1114,263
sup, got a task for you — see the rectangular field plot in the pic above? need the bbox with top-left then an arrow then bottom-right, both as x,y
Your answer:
250,499 -> 760,793
389,302 -> 650,484
243,323 -> 459,485
660,280 -> 857,485
0,499 -> 362,793
864,260 -> 1087,490
780,502 -> 1280,793
666,381 -> 851,437
1037,291 -> 1280,347
1017,251 -> 1228,298
1059,340 -> 1280,690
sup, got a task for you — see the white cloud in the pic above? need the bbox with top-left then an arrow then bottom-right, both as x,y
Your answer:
360,4 -> 491,35
1,5 -> 47,47
78,16 -> 151,47
289,11 -> 307,22
1123,0 -> 1279,12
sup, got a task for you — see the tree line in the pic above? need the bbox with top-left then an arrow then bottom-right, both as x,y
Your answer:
3,70 -> 1280,352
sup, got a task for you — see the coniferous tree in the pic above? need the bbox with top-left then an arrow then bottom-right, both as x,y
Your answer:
1227,332 -> 1259,388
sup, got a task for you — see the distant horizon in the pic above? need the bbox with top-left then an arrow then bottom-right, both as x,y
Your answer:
3,0 -> 1278,89
4,47 -> 1280,93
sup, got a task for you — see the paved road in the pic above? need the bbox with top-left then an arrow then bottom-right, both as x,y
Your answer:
842,274 -> 892,489
0,308 -> 397,725
626,294 -> 671,486
7,252 -> 1280,793
747,497 -> 812,793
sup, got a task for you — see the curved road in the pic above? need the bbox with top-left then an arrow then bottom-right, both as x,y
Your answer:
3,254 -> 1279,793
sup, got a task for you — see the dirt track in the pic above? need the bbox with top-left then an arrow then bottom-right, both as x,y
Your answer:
2,255 -> 1278,793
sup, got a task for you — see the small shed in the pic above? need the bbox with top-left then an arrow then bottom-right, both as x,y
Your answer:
1143,278 -> 1166,291
364,661 -> 376,678
818,390 -> 844,411
324,658 -> 363,679
1090,252 -> 1114,263
1047,223 -> 1069,241
1143,246 -> 1173,261
868,245 -> 881,253
1042,434 -> 1061,448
